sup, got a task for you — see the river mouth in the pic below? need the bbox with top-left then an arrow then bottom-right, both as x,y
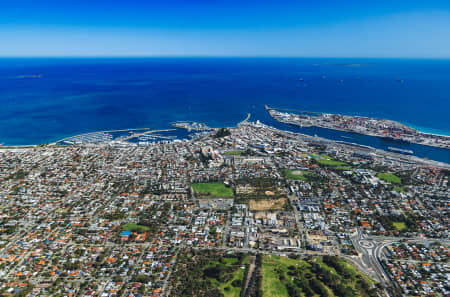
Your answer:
260,115 -> 450,165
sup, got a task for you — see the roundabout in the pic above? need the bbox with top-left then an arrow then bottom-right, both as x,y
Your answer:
359,240 -> 375,249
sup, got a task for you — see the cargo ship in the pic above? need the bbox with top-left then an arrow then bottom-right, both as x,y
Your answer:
387,147 -> 414,155
381,136 -> 411,144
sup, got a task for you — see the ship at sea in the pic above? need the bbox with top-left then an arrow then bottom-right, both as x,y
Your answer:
9,74 -> 43,80
388,147 -> 414,155
288,122 -> 302,128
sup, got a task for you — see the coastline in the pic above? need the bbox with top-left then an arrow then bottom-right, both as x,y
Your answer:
403,124 -> 450,138
266,106 -> 450,150
2,120 -> 450,167
2,57 -> 450,157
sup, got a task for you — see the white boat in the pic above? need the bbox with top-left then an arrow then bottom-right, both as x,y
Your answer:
388,147 -> 413,155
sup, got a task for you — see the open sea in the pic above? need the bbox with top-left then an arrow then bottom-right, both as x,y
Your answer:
0,58 -> 449,163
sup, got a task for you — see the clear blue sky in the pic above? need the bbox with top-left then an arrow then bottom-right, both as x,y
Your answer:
1,0 -> 449,57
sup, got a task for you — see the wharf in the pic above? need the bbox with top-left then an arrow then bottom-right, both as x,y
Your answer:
266,105 -> 450,150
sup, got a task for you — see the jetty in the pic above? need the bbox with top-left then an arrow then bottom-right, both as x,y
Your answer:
119,129 -> 176,141
238,113 -> 251,126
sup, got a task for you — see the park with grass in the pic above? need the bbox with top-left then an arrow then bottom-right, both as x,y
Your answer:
377,214 -> 417,234
282,169 -> 310,181
169,251 -> 380,297
392,222 -> 407,231
261,255 -> 378,297
393,186 -> 406,193
169,250 -> 250,297
224,150 -> 244,156
282,169 -> 324,183
122,222 -> 150,233
313,154 -> 348,167
377,172 -> 402,184
192,182 -> 234,198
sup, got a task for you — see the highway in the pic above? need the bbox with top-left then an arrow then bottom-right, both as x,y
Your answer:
351,227 -> 449,297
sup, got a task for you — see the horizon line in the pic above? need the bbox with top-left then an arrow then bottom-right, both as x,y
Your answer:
0,55 -> 450,60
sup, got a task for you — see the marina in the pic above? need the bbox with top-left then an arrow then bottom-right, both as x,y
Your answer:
59,132 -> 113,144
53,127 -> 198,146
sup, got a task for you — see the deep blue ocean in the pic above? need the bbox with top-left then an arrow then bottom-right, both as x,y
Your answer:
0,58 -> 449,163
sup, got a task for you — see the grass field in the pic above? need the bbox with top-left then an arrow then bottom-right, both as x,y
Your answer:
378,173 -> 402,184
220,261 -> 248,297
224,150 -> 244,155
205,255 -> 250,297
261,255 -> 377,297
308,154 -> 348,167
393,222 -> 407,231
262,255 -> 296,297
282,169 -> 308,181
171,251 -> 249,297
315,158 -> 347,166
282,169 -> 319,181
335,166 -> 352,170
393,186 -> 406,193
192,182 -> 234,197
123,223 -> 149,233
